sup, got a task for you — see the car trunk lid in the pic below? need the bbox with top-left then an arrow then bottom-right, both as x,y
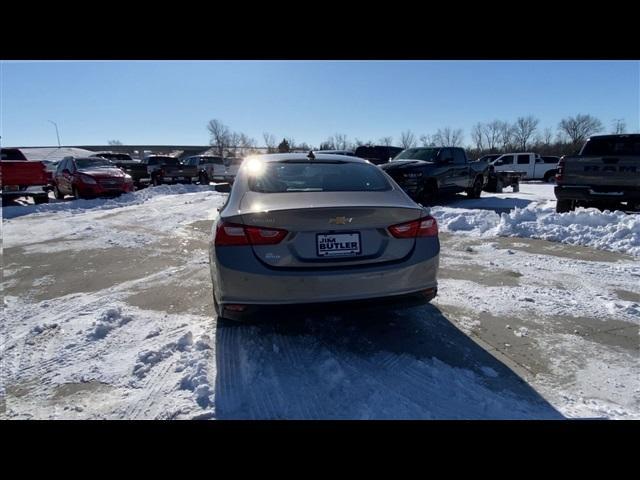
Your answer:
236,191 -> 424,268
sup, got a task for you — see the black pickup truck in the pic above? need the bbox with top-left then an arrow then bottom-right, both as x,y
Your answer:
145,156 -> 198,186
90,152 -> 149,188
380,146 -> 488,204
555,134 -> 640,213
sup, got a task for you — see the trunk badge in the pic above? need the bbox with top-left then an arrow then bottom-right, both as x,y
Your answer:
329,216 -> 353,225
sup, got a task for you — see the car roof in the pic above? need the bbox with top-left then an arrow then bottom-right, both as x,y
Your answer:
247,153 -> 370,164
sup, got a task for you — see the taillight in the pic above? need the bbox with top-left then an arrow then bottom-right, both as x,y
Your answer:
388,216 -> 438,238
556,159 -> 565,184
214,221 -> 288,246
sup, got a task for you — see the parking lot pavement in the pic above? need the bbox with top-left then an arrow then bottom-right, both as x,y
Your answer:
1,187 -> 638,419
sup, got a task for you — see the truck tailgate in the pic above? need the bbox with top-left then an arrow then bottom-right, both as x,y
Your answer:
1,161 -> 49,187
562,156 -> 640,187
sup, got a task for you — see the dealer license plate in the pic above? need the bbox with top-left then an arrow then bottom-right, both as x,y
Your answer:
316,232 -> 361,257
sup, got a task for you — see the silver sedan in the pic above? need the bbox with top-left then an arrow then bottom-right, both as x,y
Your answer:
209,152 -> 440,321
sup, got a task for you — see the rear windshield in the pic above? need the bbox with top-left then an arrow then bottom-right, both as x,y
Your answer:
249,161 -> 392,193
76,158 -> 114,169
393,148 -> 439,162
1,148 -> 28,160
581,137 -> 640,156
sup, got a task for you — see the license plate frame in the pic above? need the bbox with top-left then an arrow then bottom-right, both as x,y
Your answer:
316,232 -> 361,258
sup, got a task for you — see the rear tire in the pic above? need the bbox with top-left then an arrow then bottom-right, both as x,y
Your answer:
419,182 -> 438,206
544,171 -> 557,183
556,199 -> 575,213
54,185 -> 65,200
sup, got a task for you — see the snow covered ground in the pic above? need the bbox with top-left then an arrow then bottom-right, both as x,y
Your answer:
1,183 -> 638,419
431,183 -> 640,257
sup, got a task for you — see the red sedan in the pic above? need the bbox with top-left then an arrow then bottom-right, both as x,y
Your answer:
53,156 -> 134,200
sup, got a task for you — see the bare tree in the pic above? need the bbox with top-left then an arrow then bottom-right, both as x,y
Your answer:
108,139 -> 123,145
433,127 -> 464,147
399,130 -> 417,149
558,114 -> 603,146
542,127 -> 553,146
332,133 -> 349,150
482,120 -> 502,152
498,121 -> 515,151
237,133 -> 256,156
612,119 -> 627,134
378,136 -> 393,146
513,115 -> 539,151
207,119 -> 231,157
263,132 -> 277,153
471,124 -> 484,151
226,132 -> 240,157
419,134 -> 435,147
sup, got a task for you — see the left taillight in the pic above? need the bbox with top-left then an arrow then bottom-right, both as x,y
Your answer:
388,216 -> 438,238
214,221 -> 288,246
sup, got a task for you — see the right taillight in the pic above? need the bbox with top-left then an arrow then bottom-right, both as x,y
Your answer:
388,216 -> 438,238
214,221 -> 288,246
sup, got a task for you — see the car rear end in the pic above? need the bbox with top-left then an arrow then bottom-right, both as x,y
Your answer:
1,154 -> 51,204
210,155 -> 439,320
555,135 -> 640,211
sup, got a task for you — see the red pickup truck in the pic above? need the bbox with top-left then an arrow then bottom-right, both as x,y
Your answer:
1,148 -> 50,205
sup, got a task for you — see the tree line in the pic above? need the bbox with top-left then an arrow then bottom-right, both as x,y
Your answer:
206,114 -> 630,159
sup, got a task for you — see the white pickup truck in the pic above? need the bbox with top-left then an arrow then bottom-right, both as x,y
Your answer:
490,152 -> 559,182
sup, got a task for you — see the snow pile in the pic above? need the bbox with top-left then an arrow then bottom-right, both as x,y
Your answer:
2,184 -> 219,220
432,204 -> 640,256
87,307 -> 133,340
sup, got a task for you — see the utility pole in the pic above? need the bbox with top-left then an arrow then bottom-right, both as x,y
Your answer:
48,120 -> 61,147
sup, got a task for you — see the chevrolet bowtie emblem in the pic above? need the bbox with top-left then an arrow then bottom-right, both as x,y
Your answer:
329,216 -> 353,225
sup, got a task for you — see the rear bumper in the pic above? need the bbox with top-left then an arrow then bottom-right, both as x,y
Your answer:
2,186 -> 48,198
555,185 -> 640,203
156,176 -> 192,184
219,288 -> 438,321
211,237 -> 439,306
